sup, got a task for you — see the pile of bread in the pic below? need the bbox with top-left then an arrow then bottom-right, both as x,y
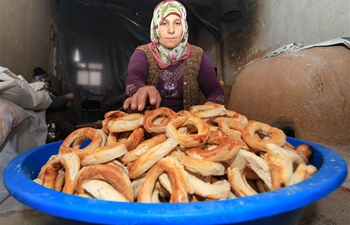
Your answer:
34,104 -> 317,203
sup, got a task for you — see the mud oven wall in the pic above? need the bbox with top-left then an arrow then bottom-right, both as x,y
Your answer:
227,45 -> 350,145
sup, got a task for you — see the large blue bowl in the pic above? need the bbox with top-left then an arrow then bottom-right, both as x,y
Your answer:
3,137 -> 348,225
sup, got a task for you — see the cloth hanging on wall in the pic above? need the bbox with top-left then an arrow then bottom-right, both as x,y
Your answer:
57,0 -> 150,121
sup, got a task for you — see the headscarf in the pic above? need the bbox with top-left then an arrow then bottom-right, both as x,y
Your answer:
148,0 -> 191,69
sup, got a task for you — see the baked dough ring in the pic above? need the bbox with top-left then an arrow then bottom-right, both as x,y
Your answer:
59,128 -> 107,154
241,120 -> 286,151
137,156 -> 194,203
128,137 -> 179,179
166,116 -> 210,148
189,104 -> 227,118
185,139 -> 242,162
175,155 -> 225,176
38,153 -> 80,194
227,167 -> 258,197
143,107 -> 177,133
79,143 -> 128,166
187,173 -> 231,200
102,110 -> 128,134
265,144 -> 296,190
108,113 -> 144,133
75,164 -> 133,202
82,179 -> 129,202
283,142 -> 311,164
120,134 -> 167,164
216,117 -> 246,140
225,109 -> 248,124
106,128 -> 144,151
230,149 -> 272,189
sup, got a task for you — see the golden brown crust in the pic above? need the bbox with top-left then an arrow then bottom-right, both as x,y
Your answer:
185,139 -> 242,162
128,138 -> 179,179
137,156 -> 193,203
108,113 -> 144,133
120,134 -> 167,164
189,104 -> 227,118
39,153 -> 80,194
166,116 -> 210,148
102,110 -> 128,134
143,107 -> 177,133
241,120 -> 286,151
79,144 -> 128,166
175,155 -> 225,176
59,128 -> 107,155
227,167 -> 258,197
75,164 -> 133,202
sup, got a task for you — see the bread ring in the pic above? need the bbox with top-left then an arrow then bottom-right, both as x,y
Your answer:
207,130 -> 234,144
189,104 -> 227,118
225,110 -> 248,124
102,110 -> 128,134
137,156 -> 193,203
107,128 -> 144,150
216,117 -> 246,140
75,164 -> 133,202
175,155 -> 225,176
120,134 -> 167,164
283,142 -> 310,164
241,120 -> 286,151
38,153 -> 80,194
265,144 -> 294,190
131,176 -> 146,201
292,164 -> 309,185
82,179 -> 129,202
79,143 -> 128,166
187,173 -> 231,200
176,110 -> 191,117
143,107 -> 177,133
185,139 -> 242,162
291,164 -> 317,185
108,113 -> 144,133
227,167 -> 258,197
128,137 -> 179,179
54,171 -> 66,191
59,128 -> 107,154
166,116 -> 210,148
231,149 -> 272,189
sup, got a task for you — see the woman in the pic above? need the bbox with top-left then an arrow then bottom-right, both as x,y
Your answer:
123,0 -> 224,112
33,67 -> 75,139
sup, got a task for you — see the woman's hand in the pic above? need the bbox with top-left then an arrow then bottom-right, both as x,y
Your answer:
65,101 -> 72,107
123,86 -> 161,112
65,93 -> 74,100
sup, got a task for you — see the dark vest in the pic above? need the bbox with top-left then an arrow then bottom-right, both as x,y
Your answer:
136,44 -> 203,110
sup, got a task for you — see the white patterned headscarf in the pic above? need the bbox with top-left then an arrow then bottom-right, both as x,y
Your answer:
148,0 -> 191,69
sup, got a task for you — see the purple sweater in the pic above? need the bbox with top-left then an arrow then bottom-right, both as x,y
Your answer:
125,49 -> 224,112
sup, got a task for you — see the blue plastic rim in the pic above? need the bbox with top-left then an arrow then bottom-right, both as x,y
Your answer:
3,137 -> 348,225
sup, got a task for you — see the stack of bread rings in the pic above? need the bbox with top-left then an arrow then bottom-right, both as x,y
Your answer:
34,104 -> 317,203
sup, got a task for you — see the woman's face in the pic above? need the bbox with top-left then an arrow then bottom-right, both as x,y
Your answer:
158,13 -> 183,49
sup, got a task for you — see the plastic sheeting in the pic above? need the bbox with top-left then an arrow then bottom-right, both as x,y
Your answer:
57,0 -> 151,121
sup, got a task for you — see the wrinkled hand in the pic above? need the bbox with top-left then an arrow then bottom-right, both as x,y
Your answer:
123,86 -> 161,112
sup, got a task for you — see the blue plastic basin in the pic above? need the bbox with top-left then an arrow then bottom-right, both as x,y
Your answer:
3,137 -> 348,225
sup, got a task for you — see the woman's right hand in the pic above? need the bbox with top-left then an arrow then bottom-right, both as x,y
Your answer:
123,86 -> 161,112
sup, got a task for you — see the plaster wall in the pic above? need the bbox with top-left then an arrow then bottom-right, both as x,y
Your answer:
0,0 -> 57,81
198,0 -> 350,86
